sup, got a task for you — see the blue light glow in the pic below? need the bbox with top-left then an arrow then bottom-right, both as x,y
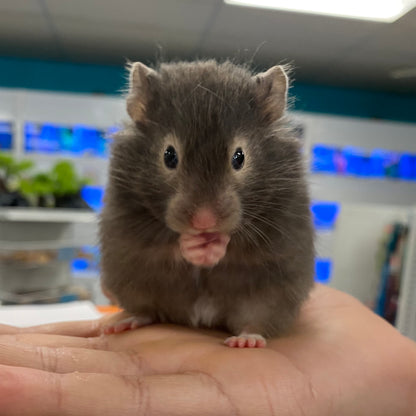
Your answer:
81,186 -> 104,211
311,144 -> 415,181
71,258 -> 89,271
311,145 -> 336,173
315,258 -> 332,284
311,201 -> 340,230
0,121 -> 13,150
24,121 -> 116,157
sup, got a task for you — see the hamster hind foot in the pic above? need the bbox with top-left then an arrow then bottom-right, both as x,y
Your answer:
103,314 -> 154,335
224,333 -> 267,348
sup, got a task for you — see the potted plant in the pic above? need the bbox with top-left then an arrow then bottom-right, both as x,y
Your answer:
18,160 -> 92,209
19,172 -> 55,207
51,161 -> 91,209
0,153 -> 33,207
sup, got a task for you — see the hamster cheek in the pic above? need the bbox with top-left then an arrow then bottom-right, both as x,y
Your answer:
179,232 -> 230,267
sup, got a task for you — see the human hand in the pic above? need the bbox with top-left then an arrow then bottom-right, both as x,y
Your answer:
0,284 -> 415,416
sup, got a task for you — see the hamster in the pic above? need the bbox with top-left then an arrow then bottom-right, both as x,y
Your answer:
99,60 -> 315,348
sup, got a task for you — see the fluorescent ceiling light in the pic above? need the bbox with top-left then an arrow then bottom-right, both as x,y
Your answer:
224,0 -> 416,22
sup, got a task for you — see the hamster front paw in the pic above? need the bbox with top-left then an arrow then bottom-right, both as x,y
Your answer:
103,314 -> 154,335
179,232 -> 230,267
224,333 -> 267,348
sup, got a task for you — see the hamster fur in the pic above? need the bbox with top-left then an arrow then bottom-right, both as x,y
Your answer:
100,60 -> 315,347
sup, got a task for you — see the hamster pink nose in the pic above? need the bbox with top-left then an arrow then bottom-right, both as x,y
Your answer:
191,207 -> 217,230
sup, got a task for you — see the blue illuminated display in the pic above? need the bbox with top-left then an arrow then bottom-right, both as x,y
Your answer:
71,246 -> 100,276
311,144 -> 416,181
311,201 -> 340,230
399,153 -> 416,180
81,185 -> 104,211
72,258 -> 89,271
0,121 -> 13,150
314,258 -> 332,284
24,122 -> 118,157
311,145 -> 337,173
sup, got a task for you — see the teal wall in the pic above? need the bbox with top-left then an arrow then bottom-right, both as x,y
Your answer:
1,56 -> 415,123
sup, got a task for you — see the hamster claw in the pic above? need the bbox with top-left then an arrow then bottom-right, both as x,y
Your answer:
224,333 -> 267,348
103,315 -> 153,335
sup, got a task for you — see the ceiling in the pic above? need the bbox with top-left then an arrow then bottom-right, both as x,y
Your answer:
1,0 -> 416,94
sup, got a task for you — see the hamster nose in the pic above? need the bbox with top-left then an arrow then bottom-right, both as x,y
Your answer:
191,207 -> 217,230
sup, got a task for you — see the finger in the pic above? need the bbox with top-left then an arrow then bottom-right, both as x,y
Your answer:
21,312 -> 138,337
0,324 -> 20,335
0,327 -> 225,376
1,324 -> 224,355
0,343 -> 153,376
0,365 -> 236,416
0,332 -> 107,349
0,334 -> 203,377
19,319 -> 103,337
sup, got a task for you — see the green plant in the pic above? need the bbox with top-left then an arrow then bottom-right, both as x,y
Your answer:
0,152 -> 34,191
51,160 -> 90,197
19,173 -> 54,196
17,160 -> 91,207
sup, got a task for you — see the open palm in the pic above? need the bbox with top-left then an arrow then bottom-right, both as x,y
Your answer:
0,284 -> 415,416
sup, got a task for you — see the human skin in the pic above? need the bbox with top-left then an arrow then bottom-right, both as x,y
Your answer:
0,284 -> 415,416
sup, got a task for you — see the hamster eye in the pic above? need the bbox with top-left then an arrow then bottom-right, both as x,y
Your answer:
231,148 -> 245,170
164,145 -> 178,169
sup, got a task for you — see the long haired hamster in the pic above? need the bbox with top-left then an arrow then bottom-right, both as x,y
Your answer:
100,60 -> 315,348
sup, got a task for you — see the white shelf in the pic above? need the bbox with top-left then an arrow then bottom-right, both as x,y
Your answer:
309,174 -> 416,206
0,208 -> 97,223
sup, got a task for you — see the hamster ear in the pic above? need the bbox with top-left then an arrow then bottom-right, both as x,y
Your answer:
126,62 -> 158,123
253,65 -> 288,121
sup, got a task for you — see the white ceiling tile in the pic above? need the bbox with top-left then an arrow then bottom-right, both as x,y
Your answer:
347,26 -> 416,60
61,37 -> 186,65
393,6 -> 416,29
324,8 -> 416,70
205,4 -> 384,57
0,0 -> 414,93
52,16 -> 201,59
0,9 -> 62,59
200,34 -> 338,64
0,0 -> 42,13
44,0 -> 219,32
295,59 -> 416,94
0,11 -> 52,40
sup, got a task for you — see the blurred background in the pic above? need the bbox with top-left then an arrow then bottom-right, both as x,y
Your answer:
0,0 -> 415,338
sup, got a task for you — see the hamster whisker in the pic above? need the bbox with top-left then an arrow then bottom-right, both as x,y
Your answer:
235,224 -> 259,250
241,225 -> 267,251
236,219 -> 266,249
243,202 -> 311,219
267,177 -> 305,184
242,200 -> 308,213
245,211 -> 311,225
243,211 -> 299,248
242,218 -> 274,250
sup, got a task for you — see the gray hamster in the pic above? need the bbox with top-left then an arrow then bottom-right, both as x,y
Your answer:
100,60 -> 315,348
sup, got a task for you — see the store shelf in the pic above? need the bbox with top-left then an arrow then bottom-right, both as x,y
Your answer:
0,208 -> 97,223
0,241 -> 91,250
310,174 -> 416,206
396,208 -> 416,341
0,209 -> 98,248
